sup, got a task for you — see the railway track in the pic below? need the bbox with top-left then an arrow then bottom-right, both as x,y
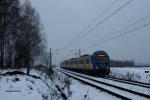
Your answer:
104,76 -> 150,88
56,68 -> 150,100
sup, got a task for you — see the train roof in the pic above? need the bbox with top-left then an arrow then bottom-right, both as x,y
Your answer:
69,58 -> 76,60
80,54 -> 91,57
93,50 -> 107,55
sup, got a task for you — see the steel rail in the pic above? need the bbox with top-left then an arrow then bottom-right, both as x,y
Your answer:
56,68 -> 131,100
56,68 -> 150,100
104,76 -> 150,88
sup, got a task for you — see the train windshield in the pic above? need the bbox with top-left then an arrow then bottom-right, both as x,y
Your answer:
96,54 -> 109,64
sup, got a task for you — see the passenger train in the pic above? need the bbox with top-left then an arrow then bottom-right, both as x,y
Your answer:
60,51 -> 110,76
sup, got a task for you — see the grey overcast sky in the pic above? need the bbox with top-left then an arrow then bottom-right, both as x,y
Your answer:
30,0 -> 150,65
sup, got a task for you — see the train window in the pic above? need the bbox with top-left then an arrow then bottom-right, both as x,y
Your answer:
78,60 -> 80,64
86,59 -> 89,64
75,60 -> 77,64
91,57 -> 93,62
79,60 -> 81,64
81,60 -> 83,64
73,60 -> 77,64
79,59 -> 83,64
70,61 -> 72,64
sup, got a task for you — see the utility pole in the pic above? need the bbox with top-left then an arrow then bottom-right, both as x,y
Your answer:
79,49 -> 81,57
49,48 -> 52,68
74,53 -> 78,59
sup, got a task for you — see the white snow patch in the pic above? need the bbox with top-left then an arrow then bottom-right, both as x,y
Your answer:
109,67 -> 150,84
0,74 -> 48,100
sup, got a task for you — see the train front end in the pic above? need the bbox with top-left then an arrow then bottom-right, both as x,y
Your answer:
92,51 -> 110,75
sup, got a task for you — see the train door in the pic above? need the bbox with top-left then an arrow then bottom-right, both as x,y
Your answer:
85,57 -> 90,70
83,58 -> 86,70
91,55 -> 96,70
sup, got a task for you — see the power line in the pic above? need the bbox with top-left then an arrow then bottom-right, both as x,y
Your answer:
82,20 -> 150,51
82,14 -> 150,51
77,0 -> 119,37
74,0 -> 133,41
60,0 -> 118,52
61,0 -> 133,53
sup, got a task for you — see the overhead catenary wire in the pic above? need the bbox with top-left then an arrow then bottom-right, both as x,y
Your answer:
82,14 -> 150,51
60,0 -> 119,52
82,19 -> 150,51
60,0 -> 133,53
76,0 -> 119,37
76,0 -> 133,40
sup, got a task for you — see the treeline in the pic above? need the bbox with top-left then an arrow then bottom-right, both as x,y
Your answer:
0,0 -> 47,71
110,59 -> 135,67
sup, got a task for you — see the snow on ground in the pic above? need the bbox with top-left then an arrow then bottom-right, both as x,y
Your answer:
54,70 -> 120,100
0,73 -> 48,100
0,69 -> 65,100
109,67 -> 150,84
0,67 -> 149,100
0,68 -> 120,100
69,79 -> 120,100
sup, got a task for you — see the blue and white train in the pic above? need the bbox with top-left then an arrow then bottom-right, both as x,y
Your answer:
60,51 -> 110,76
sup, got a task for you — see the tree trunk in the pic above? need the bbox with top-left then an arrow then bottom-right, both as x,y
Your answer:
0,23 -> 4,68
27,68 -> 30,75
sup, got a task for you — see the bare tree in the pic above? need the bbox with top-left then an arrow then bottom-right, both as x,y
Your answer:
0,0 -> 46,70
0,0 -> 20,68
14,0 -> 46,74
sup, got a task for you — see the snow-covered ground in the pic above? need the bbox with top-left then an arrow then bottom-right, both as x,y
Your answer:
109,67 -> 150,84
0,69 -> 65,100
0,67 -> 149,100
0,70 -> 49,100
0,68 -> 120,100
54,70 -> 119,100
